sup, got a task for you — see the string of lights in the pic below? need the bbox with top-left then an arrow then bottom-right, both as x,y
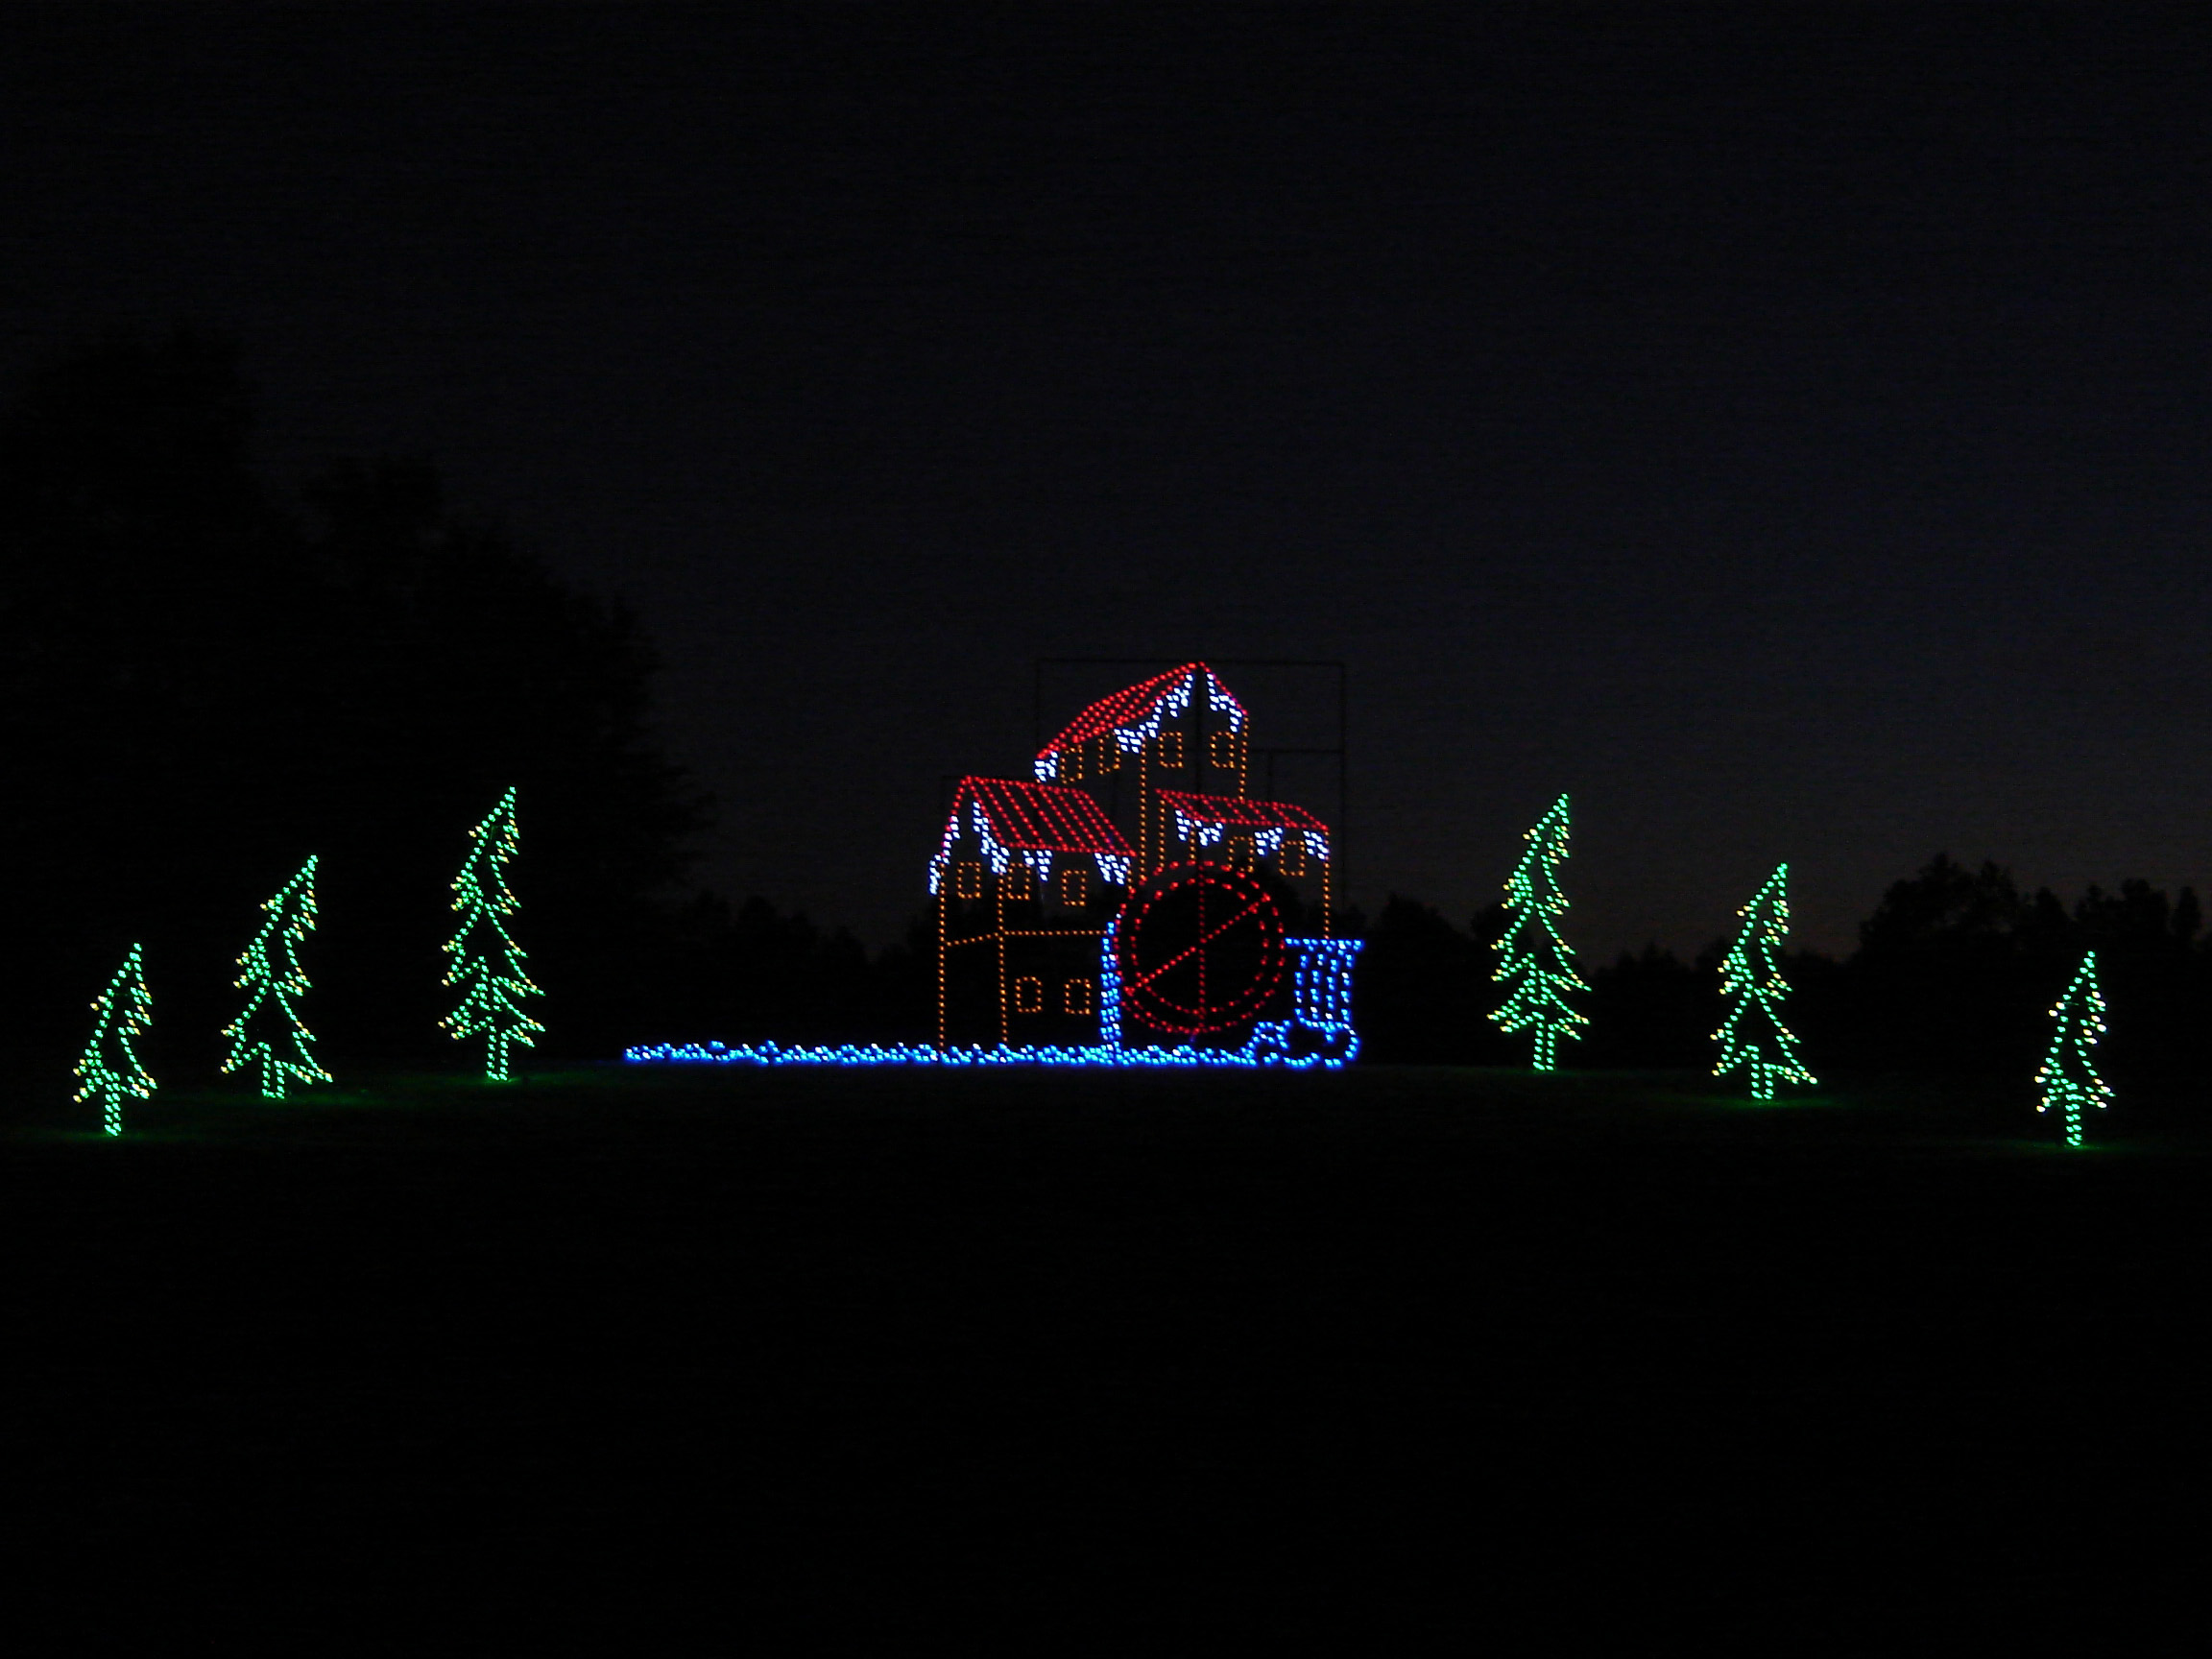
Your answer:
1100,913 -> 1126,1048
926,778 -> 1135,896
1292,937 -> 1360,1036
1491,793 -> 1589,1071
442,786 -> 545,1082
640,934 -> 1360,1070
221,856 -> 331,1100
1159,791 -> 1332,865
2035,950 -> 2110,1149
1032,663 -> 1246,783
75,943 -> 155,1136
624,1031 -> 1351,1070
1712,862 -> 1816,1101
1112,865 -> 1287,1035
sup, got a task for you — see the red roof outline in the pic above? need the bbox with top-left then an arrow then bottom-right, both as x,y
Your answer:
951,777 -> 1133,855
1037,662 -> 1244,758
1158,791 -> 1331,835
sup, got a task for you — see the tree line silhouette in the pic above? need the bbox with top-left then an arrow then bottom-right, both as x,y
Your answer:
8,330 -> 2203,1118
1358,856 -> 2208,1098
2,326 -> 708,1109
643,854 -> 2208,1105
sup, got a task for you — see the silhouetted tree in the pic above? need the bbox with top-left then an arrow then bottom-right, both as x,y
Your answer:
1355,896 -> 1513,1064
2066,879 -> 2204,1085
1843,854 -> 2042,1076
298,453 -> 710,1060
0,327 -> 709,1108
1836,854 -> 2211,1091
631,894 -> 902,1047
1584,946 -> 1712,1069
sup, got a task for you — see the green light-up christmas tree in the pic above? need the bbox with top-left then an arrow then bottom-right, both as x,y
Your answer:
443,786 -> 543,1081
76,944 -> 155,1136
2036,951 -> 2110,1149
222,857 -> 331,1099
1491,793 -> 1589,1071
1713,863 -> 1816,1101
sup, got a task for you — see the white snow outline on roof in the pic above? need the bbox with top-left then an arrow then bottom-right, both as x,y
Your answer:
1033,665 -> 1247,782
926,782 -> 1135,896
1166,799 -> 1331,868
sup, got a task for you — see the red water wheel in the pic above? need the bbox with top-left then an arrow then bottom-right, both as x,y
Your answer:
1114,863 -> 1287,1039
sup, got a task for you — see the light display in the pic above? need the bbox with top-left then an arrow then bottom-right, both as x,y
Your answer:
1159,790 -> 1331,866
1283,935 -> 1360,1059
1100,914 -> 1126,1047
221,857 -> 331,1100
1113,863 -> 1287,1037
2035,950 -> 2110,1149
1712,862 -> 1816,1101
1031,663 -> 1247,783
75,943 -> 154,1136
629,935 -> 1359,1070
927,777 -> 1134,897
1491,793 -> 1589,1071
442,785 -> 544,1081
945,664 -> 1341,1050
638,661 -> 1359,1066
624,1036 -> 1349,1070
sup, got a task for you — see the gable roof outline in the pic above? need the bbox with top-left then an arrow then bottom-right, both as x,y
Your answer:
1158,789 -> 1333,863
1033,662 -> 1247,780
926,776 -> 1135,894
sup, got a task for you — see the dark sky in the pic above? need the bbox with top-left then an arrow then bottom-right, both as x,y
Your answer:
9,4 -> 2212,958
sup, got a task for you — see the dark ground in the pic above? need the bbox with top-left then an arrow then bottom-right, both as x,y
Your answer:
7,1064 -> 2202,1646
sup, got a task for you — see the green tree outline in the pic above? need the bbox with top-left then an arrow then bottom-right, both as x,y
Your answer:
1713,863 -> 1816,1100
222,857 -> 331,1099
2035,950 -> 2111,1149
1491,793 -> 1590,1071
75,943 -> 155,1135
442,786 -> 544,1081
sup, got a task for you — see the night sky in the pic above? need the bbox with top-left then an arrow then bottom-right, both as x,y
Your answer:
9,5 -> 2211,959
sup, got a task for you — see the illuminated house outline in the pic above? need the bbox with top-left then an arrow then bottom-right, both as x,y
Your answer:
627,661 -> 1358,1070
933,662 -> 1350,1056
